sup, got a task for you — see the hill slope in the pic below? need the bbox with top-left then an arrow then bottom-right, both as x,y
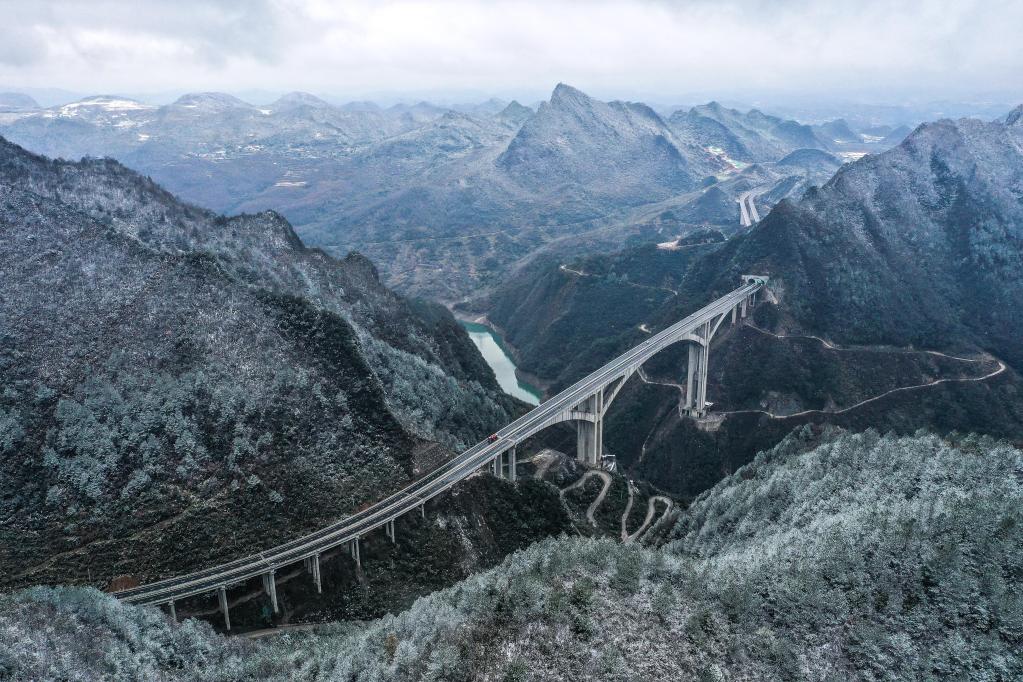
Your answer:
4,429 -> 1021,680
0,137 -> 518,589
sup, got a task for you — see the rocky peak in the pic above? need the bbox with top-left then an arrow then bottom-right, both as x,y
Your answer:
1004,104 -> 1023,126
548,83 -> 594,109
497,100 -> 533,125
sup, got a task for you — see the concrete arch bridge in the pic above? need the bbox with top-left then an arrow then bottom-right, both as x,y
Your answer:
114,276 -> 769,628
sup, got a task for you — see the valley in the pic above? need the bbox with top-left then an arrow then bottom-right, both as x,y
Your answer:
458,321 -> 542,405
1,3 -> 1022,675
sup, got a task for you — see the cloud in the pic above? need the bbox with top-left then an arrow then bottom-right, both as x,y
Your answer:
0,0 -> 1020,101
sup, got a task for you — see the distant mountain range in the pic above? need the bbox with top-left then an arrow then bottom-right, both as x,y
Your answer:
0,85 -> 906,302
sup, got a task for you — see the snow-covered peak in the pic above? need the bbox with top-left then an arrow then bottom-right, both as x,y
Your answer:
58,96 -> 153,116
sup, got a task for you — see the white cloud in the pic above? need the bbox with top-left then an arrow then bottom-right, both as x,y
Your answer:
0,0 -> 1020,102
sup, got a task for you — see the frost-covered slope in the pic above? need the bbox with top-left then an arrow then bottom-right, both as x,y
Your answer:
0,137 -> 517,590
4,430 -> 1021,680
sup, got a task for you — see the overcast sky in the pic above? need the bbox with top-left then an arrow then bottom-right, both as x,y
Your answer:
1,0 -> 1021,105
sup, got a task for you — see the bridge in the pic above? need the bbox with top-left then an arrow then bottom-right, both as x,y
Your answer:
114,276 -> 768,628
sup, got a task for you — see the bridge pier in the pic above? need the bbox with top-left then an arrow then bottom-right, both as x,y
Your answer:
351,537 -> 361,569
167,600 -> 176,623
262,570 -> 279,614
218,586 -> 230,630
304,554 -> 322,593
576,392 -> 604,466
508,447 -> 517,482
385,519 -> 396,543
684,324 -> 711,418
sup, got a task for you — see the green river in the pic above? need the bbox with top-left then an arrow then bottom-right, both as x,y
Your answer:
460,321 -> 542,406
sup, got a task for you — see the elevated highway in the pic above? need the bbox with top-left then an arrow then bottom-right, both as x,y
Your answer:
115,276 -> 768,627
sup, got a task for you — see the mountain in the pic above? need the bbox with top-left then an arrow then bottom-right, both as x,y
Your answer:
1,84 -> 833,303
669,101 -> 830,163
481,108 -> 1023,498
495,99 -> 533,127
268,91 -> 332,111
0,136 -> 521,590
497,83 -> 712,201
0,92 -> 39,111
774,147 -> 843,173
6,429 -> 1022,679
881,124 -> 913,145
1003,104 -> 1023,125
170,91 -> 254,112
814,117 -> 861,143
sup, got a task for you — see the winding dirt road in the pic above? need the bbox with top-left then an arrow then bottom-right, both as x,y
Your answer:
720,326 -> 1008,419
632,323 -> 1007,422
621,481 -> 673,542
560,470 -> 612,526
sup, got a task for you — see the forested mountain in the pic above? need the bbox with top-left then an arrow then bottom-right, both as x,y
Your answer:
675,109 -> 1023,366
0,136 -> 520,590
5,429 -> 1022,680
482,107 -> 1023,498
0,85 -> 887,302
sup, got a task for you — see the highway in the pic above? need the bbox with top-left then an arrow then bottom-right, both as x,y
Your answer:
738,191 -> 760,226
115,278 -> 766,608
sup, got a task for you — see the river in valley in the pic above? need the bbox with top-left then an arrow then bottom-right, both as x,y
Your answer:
460,321 -> 542,406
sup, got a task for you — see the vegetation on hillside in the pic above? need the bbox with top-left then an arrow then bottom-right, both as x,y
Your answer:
0,137 -> 518,589
4,429 -> 1021,680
